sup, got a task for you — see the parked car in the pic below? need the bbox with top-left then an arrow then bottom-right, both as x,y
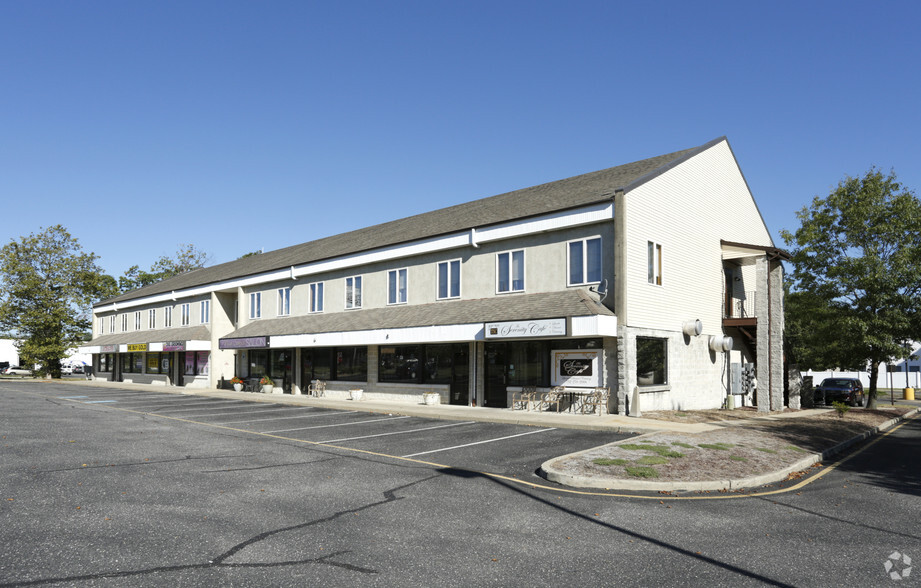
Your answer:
3,366 -> 32,376
72,365 -> 84,374
815,377 -> 865,406
61,365 -> 73,375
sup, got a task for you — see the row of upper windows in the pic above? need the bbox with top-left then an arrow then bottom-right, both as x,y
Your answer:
245,237 -> 602,318
98,237 -> 606,330
100,301 -> 209,334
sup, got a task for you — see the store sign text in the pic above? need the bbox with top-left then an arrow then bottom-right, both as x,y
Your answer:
485,318 -> 566,339
127,344 -> 147,352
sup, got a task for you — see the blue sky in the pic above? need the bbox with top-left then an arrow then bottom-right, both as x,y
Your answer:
2,1 -> 919,278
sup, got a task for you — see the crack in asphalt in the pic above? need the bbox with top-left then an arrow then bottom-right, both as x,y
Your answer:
0,476 -> 436,587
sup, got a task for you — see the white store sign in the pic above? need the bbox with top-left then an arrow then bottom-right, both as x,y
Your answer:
552,349 -> 601,387
485,318 -> 566,339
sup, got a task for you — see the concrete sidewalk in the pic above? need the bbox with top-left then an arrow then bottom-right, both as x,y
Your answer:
43,378 -> 710,435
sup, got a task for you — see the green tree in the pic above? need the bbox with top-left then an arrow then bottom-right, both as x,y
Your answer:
118,243 -> 210,292
782,168 -> 921,409
0,225 -> 114,378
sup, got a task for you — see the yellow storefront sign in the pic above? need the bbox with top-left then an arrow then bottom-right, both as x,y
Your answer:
127,344 -> 148,352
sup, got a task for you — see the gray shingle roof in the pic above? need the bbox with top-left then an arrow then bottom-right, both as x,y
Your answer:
100,137 -> 723,306
85,325 -> 211,347
222,289 -> 612,339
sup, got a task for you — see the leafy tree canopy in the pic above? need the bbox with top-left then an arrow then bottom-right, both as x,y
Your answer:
118,243 -> 211,293
0,225 -> 114,377
781,168 -> 921,408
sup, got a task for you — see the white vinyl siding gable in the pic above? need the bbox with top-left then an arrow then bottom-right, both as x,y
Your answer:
623,140 -> 774,333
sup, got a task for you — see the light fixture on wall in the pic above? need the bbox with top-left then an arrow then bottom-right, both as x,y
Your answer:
682,320 -> 702,337
709,335 -> 733,352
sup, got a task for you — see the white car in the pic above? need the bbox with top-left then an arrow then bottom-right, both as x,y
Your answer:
3,366 -> 32,376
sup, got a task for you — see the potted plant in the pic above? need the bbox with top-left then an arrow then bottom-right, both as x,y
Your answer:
230,376 -> 244,392
260,375 -> 274,393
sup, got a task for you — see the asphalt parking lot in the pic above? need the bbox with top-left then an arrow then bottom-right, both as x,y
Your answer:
32,382 -> 629,481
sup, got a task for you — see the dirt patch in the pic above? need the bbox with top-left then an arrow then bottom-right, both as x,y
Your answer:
548,407 -> 915,484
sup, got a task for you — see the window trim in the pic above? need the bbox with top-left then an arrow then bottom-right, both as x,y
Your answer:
277,287 -> 291,317
309,282 -> 324,313
636,336 -> 668,387
436,259 -> 461,300
200,299 -> 210,324
250,292 -> 262,319
121,314 -> 128,332
345,275 -> 363,309
164,306 -> 172,328
567,236 -> 602,286
148,309 -> 156,330
109,316 -> 116,334
648,240 -> 663,286
387,268 -> 408,305
181,303 -> 191,327
496,249 -> 525,294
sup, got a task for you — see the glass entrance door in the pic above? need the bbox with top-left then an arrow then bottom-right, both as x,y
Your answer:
484,343 -> 508,408
449,345 -> 469,405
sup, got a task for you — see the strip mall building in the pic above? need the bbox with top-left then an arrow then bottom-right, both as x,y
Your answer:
80,137 -> 789,413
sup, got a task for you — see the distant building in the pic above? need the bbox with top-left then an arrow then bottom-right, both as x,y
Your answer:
79,137 -> 788,412
0,339 -> 19,368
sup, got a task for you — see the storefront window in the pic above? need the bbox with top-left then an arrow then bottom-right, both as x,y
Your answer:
636,337 -> 667,386
248,349 -> 268,378
147,353 -> 161,374
184,352 -> 196,376
196,352 -> 209,376
379,345 -> 422,383
424,344 -> 455,384
506,341 -> 547,386
335,347 -> 367,381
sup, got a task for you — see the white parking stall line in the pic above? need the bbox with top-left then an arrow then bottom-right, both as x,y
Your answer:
264,415 -> 411,433
401,428 -> 557,458
169,406 -> 309,418
57,396 -> 89,399
152,400 -> 249,413
317,420 -> 475,443
220,410 -> 358,424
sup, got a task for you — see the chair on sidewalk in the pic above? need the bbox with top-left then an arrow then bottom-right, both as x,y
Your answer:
539,386 -> 566,412
307,380 -> 326,397
580,387 -> 610,416
511,386 -> 538,410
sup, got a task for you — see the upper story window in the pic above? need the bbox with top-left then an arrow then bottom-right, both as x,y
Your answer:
345,276 -> 362,309
568,237 -> 602,286
200,300 -> 210,324
388,268 -> 408,305
99,317 -> 104,335
309,282 -> 324,313
181,303 -> 191,326
497,250 -> 525,293
148,309 -> 156,329
648,241 -> 663,286
250,292 -> 262,319
277,288 -> 291,316
109,316 -> 116,334
164,306 -> 172,328
437,259 -> 461,300
121,314 -> 128,332
134,311 -> 141,331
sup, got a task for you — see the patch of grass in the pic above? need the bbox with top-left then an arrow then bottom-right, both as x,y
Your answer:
675,412 -> 690,417
729,455 -> 748,462
785,445 -> 808,453
672,442 -> 695,449
637,456 -> 669,465
625,466 -> 659,478
755,448 -> 778,454
619,443 -> 684,458
593,458 -> 628,466
698,443 -> 734,451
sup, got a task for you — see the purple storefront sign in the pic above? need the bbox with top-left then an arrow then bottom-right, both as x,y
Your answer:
100,345 -> 118,353
163,341 -> 185,352
219,336 -> 269,350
